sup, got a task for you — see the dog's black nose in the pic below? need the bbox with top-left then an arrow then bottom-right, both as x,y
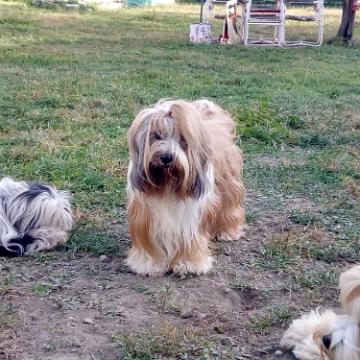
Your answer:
160,154 -> 173,165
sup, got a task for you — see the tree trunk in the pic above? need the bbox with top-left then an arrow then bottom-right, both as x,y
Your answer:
336,0 -> 356,43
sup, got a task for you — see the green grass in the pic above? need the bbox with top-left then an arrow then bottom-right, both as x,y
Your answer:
0,302 -> 20,328
248,307 -> 294,335
1,1 -> 360,355
0,0 -> 359,267
0,3 -> 358,240
0,0 -> 358,256
111,321 -> 213,359
32,281 -> 60,296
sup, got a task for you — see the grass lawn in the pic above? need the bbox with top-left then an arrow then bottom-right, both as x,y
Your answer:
0,1 -> 360,359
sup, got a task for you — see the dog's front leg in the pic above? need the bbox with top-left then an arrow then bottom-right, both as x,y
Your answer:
171,234 -> 213,276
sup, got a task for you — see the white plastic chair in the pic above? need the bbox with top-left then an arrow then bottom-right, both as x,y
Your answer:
284,0 -> 324,46
241,0 -> 285,46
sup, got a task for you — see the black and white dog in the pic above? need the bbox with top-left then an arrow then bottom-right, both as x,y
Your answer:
0,177 -> 73,257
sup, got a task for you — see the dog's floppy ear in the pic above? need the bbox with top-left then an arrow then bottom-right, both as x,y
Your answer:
169,101 -> 212,199
189,158 -> 210,199
190,174 -> 204,199
128,111 -> 152,192
129,159 -> 146,192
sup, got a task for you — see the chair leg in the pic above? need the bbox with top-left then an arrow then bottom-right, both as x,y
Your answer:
241,0 -> 251,45
317,1 -> 324,45
279,0 -> 285,45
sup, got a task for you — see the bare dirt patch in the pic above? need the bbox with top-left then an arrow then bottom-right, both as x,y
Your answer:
0,191 -> 305,360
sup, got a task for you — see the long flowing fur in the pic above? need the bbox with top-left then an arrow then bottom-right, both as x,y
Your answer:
126,99 -> 246,276
281,265 -> 360,360
0,177 -> 73,256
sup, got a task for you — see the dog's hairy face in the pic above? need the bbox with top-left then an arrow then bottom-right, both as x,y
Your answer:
128,101 -> 211,198
314,321 -> 360,360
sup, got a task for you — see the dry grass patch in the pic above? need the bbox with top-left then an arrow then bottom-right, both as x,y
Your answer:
112,320 -> 214,359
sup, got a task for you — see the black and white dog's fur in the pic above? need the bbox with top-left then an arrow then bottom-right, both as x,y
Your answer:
0,177 -> 73,257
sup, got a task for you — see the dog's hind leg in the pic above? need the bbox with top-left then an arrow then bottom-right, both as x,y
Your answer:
218,206 -> 246,241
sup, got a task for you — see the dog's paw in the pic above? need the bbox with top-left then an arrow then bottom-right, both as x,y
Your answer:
219,226 -> 245,241
172,256 -> 213,277
126,248 -> 167,276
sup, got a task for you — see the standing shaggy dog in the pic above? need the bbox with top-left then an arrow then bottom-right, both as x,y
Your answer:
0,177 -> 73,256
126,99 -> 246,276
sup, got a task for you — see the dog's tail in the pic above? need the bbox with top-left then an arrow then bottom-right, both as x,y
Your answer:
0,178 -> 73,256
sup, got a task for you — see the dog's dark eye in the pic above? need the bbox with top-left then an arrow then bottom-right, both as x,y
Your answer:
322,335 -> 332,350
154,132 -> 162,140
180,136 -> 187,146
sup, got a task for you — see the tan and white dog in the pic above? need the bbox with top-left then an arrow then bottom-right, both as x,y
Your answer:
281,265 -> 360,360
126,99 -> 246,276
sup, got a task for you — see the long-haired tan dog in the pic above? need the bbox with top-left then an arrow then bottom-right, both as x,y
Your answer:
281,265 -> 360,360
126,99 -> 246,276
